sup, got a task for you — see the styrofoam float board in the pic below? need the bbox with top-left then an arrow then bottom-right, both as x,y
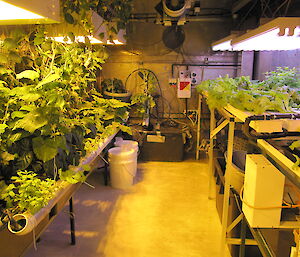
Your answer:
243,154 -> 285,228
282,119 -> 300,132
249,120 -> 283,133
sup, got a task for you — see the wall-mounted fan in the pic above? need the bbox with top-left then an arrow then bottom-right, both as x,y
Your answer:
163,25 -> 185,49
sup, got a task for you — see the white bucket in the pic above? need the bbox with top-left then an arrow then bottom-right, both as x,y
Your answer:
108,147 -> 136,189
114,139 -> 138,176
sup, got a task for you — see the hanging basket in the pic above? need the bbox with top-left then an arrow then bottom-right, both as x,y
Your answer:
103,90 -> 132,103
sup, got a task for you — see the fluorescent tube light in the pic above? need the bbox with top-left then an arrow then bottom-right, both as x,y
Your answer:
0,0 -> 60,24
0,1 -> 43,20
231,17 -> 300,51
211,34 -> 238,51
48,11 -> 126,45
50,36 -> 103,44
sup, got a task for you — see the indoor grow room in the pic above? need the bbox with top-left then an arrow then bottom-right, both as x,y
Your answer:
0,1 -> 300,257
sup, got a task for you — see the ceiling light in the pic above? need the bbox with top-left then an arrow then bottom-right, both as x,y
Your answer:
231,17 -> 300,51
0,0 -> 60,24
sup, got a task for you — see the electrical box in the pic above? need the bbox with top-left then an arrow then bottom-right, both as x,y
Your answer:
189,67 -> 201,86
140,129 -> 184,162
242,154 -> 285,228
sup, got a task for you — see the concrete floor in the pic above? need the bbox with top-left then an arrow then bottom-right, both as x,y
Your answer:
25,159 -> 230,257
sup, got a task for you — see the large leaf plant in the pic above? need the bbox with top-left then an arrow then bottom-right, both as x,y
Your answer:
0,27 -> 131,218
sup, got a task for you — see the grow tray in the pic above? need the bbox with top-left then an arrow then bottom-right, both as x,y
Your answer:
265,138 -> 300,164
224,105 -> 300,133
0,131 -> 118,257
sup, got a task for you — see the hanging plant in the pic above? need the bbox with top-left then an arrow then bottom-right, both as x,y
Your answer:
96,0 -> 133,30
61,0 -> 132,39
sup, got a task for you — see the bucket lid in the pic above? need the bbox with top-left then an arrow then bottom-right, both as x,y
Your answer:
115,140 -> 138,147
108,147 -> 135,157
115,137 -> 123,143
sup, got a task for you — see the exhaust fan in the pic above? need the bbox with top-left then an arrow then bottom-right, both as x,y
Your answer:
155,0 -> 195,26
163,0 -> 191,18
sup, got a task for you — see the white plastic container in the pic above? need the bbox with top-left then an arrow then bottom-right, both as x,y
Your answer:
108,147 -> 136,189
114,138 -> 138,176
243,154 -> 285,228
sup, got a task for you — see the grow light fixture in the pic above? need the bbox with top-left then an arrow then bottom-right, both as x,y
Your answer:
231,17 -> 300,51
106,30 -> 126,45
49,11 -> 126,45
211,33 -> 239,51
0,0 -> 60,24
50,36 -> 103,44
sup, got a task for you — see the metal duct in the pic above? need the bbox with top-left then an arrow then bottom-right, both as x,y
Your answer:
162,0 -> 191,18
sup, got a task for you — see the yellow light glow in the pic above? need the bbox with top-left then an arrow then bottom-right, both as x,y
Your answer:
113,39 -> 125,45
49,36 -> 103,44
106,40 -> 125,45
231,17 -> 300,51
0,1 -> 44,20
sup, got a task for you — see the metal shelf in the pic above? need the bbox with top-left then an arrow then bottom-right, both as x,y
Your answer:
205,101 -> 300,257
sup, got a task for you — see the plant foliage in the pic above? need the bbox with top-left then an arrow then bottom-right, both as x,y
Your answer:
0,171 -> 61,214
196,67 -> 300,114
0,0 -> 134,221
61,0 -> 132,41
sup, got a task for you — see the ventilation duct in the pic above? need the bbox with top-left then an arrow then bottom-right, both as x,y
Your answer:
0,0 -> 60,24
162,0 -> 192,18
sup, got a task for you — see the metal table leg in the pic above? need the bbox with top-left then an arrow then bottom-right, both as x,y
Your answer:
103,153 -> 109,186
208,108 -> 216,199
239,215 -> 247,257
220,117 -> 235,255
69,197 -> 76,245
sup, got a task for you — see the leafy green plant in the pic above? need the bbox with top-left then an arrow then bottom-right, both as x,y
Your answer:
128,69 -> 158,116
101,78 -> 127,93
131,93 -> 155,115
0,1 -> 134,224
196,67 -> 300,114
0,171 -> 61,214
59,169 -> 87,184
61,0 -> 132,41
0,27 -> 132,183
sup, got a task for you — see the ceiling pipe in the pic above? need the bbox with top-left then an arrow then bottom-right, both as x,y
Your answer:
129,14 -> 231,23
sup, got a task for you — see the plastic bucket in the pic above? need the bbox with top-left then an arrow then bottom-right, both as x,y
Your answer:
108,147 -> 136,189
114,138 -> 138,176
